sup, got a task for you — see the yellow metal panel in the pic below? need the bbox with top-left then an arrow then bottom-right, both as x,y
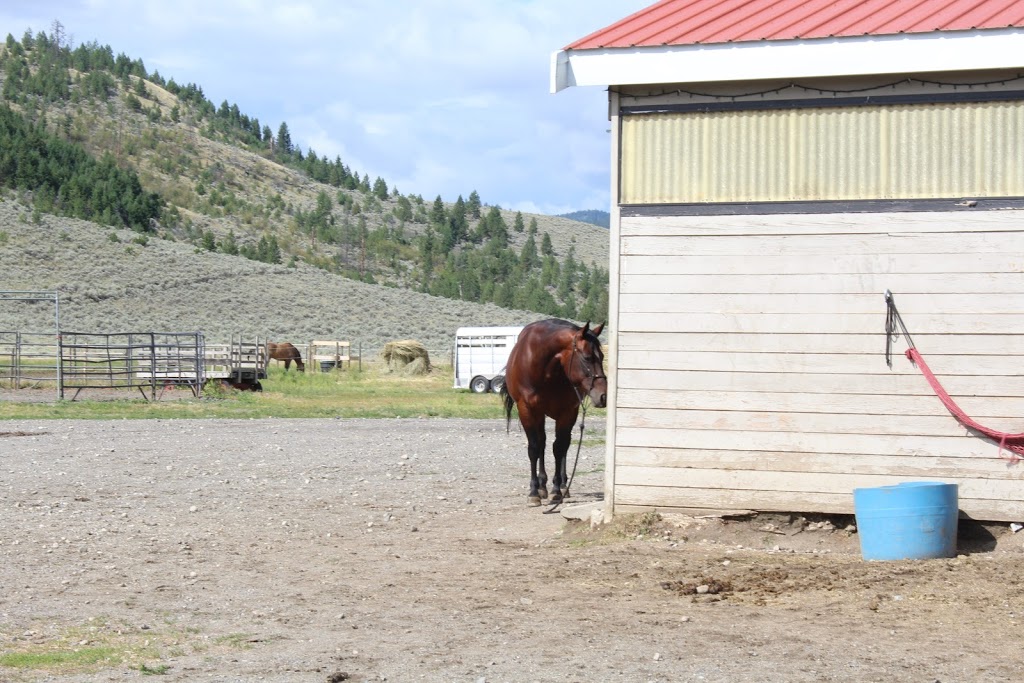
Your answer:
620,101 -> 1024,204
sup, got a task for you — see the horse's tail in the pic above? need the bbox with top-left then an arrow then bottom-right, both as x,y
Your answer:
500,382 -> 515,433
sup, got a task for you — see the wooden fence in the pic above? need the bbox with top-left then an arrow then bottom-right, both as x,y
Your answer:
264,341 -> 359,372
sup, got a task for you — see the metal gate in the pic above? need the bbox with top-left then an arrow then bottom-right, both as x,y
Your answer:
59,332 -> 206,400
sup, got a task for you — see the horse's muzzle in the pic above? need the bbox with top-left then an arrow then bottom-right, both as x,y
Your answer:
589,379 -> 608,409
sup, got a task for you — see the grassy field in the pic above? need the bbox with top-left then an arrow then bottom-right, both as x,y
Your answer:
0,364 -> 523,421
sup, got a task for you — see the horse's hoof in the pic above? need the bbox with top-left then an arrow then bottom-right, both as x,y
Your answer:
538,488 -> 549,499
550,493 -> 563,505
528,496 -> 542,507
561,489 -> 571,500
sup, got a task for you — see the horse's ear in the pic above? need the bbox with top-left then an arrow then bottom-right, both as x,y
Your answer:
580,321 -> 590,336
591,322 -> 604,337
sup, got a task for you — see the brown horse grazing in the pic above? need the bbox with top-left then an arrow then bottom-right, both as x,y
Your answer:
501,319 -> 606,506
267,342 -> 305,372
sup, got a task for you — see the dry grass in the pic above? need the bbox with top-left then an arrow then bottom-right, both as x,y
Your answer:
381,339 -> 431,374
0,198 -> 548,357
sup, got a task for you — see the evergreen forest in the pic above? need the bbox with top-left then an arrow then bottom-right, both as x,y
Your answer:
0,24 -> 610,322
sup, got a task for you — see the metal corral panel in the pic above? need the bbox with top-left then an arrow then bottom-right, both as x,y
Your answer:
620,100 -> 1024,203
609,210 -> 1024,521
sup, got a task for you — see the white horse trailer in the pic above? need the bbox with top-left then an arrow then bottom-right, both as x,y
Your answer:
453,326 -> 524,393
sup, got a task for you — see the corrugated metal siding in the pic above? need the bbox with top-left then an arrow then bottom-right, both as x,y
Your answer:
620,100 -> 1024,203
567,0 -> 1024,49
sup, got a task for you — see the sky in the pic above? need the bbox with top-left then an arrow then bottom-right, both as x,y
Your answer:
2,1 -> 653,215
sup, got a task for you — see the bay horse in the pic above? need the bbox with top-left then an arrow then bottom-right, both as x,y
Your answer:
267,342 -> 305,372
501,319 -> 607,506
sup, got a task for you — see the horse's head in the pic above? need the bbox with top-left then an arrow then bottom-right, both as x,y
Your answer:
568,322 -> 607,408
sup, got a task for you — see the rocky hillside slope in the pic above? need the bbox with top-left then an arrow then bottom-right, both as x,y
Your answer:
0,199 -> 551,358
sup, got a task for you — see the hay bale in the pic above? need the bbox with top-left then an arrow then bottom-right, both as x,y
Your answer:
381,339 -> 431,375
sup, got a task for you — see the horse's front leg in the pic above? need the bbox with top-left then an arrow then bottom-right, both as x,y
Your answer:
524,420 -> 547,506
551,412 -> 578,503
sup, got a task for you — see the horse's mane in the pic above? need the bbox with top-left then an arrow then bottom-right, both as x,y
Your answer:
537,318 -> 603,351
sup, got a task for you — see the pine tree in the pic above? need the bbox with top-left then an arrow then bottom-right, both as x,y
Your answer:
484,206 -> 508,247
419,226 -> 437,284
519,233 -> 539,271
276,121 -> 292,156
451,196 -> 467,243
394,195 -> 413,222
255,235 -> 282,263
541,254 -> 560,287
513,211 -> 525,233
201,230 -> 217,251
372,177 -> 388,200
541,232 -> 554,256
430,195 -> 447,225
221,229 -> 239,255
467,190 -> 481,219
558,246 -> 578,301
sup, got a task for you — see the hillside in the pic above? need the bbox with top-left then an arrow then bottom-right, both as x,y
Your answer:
0,30 -> 610,328
0,199 -> 549,357
559,209 -> 610,228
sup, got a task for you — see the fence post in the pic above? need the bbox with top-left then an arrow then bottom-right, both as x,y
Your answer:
197,331 -> 206,395
149,333 -> 157,401
14,331 -> 21,389
57,332 -> 64,400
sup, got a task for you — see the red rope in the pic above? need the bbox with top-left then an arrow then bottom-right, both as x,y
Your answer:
905,347 -> 1024,462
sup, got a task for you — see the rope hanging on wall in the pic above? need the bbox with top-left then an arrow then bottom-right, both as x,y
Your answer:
885,290 -> 1024,462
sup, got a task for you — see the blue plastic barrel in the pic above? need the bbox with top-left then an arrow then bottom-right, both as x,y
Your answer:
853,482 -> 959,561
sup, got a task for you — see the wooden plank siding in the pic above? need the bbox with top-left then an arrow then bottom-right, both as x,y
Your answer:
611,210 -> 1024,520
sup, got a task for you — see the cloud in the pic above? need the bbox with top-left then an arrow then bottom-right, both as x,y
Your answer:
3,0 -> 651,212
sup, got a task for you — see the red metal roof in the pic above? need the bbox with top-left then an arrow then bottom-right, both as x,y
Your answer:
566,0 -> 1024,49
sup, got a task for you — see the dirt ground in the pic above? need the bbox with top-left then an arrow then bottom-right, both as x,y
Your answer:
2,417 -> 1024,683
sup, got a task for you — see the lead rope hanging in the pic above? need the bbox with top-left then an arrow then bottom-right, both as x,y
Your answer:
884,290 -> 1024,462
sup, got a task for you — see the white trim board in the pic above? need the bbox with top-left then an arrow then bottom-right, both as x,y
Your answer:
552,28 -> 1024,93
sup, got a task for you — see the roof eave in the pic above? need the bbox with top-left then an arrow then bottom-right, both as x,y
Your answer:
551,28 -> 1024,93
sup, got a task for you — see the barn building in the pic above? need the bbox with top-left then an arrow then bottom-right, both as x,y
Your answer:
553,0 -> 1024,521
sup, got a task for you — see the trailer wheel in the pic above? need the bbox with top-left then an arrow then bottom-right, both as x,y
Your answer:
489,374 -> 505,394
470,375 -> 490,394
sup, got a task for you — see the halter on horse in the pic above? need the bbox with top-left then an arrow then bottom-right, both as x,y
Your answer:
501,319 -> 606,506
267,342 -> 305,372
